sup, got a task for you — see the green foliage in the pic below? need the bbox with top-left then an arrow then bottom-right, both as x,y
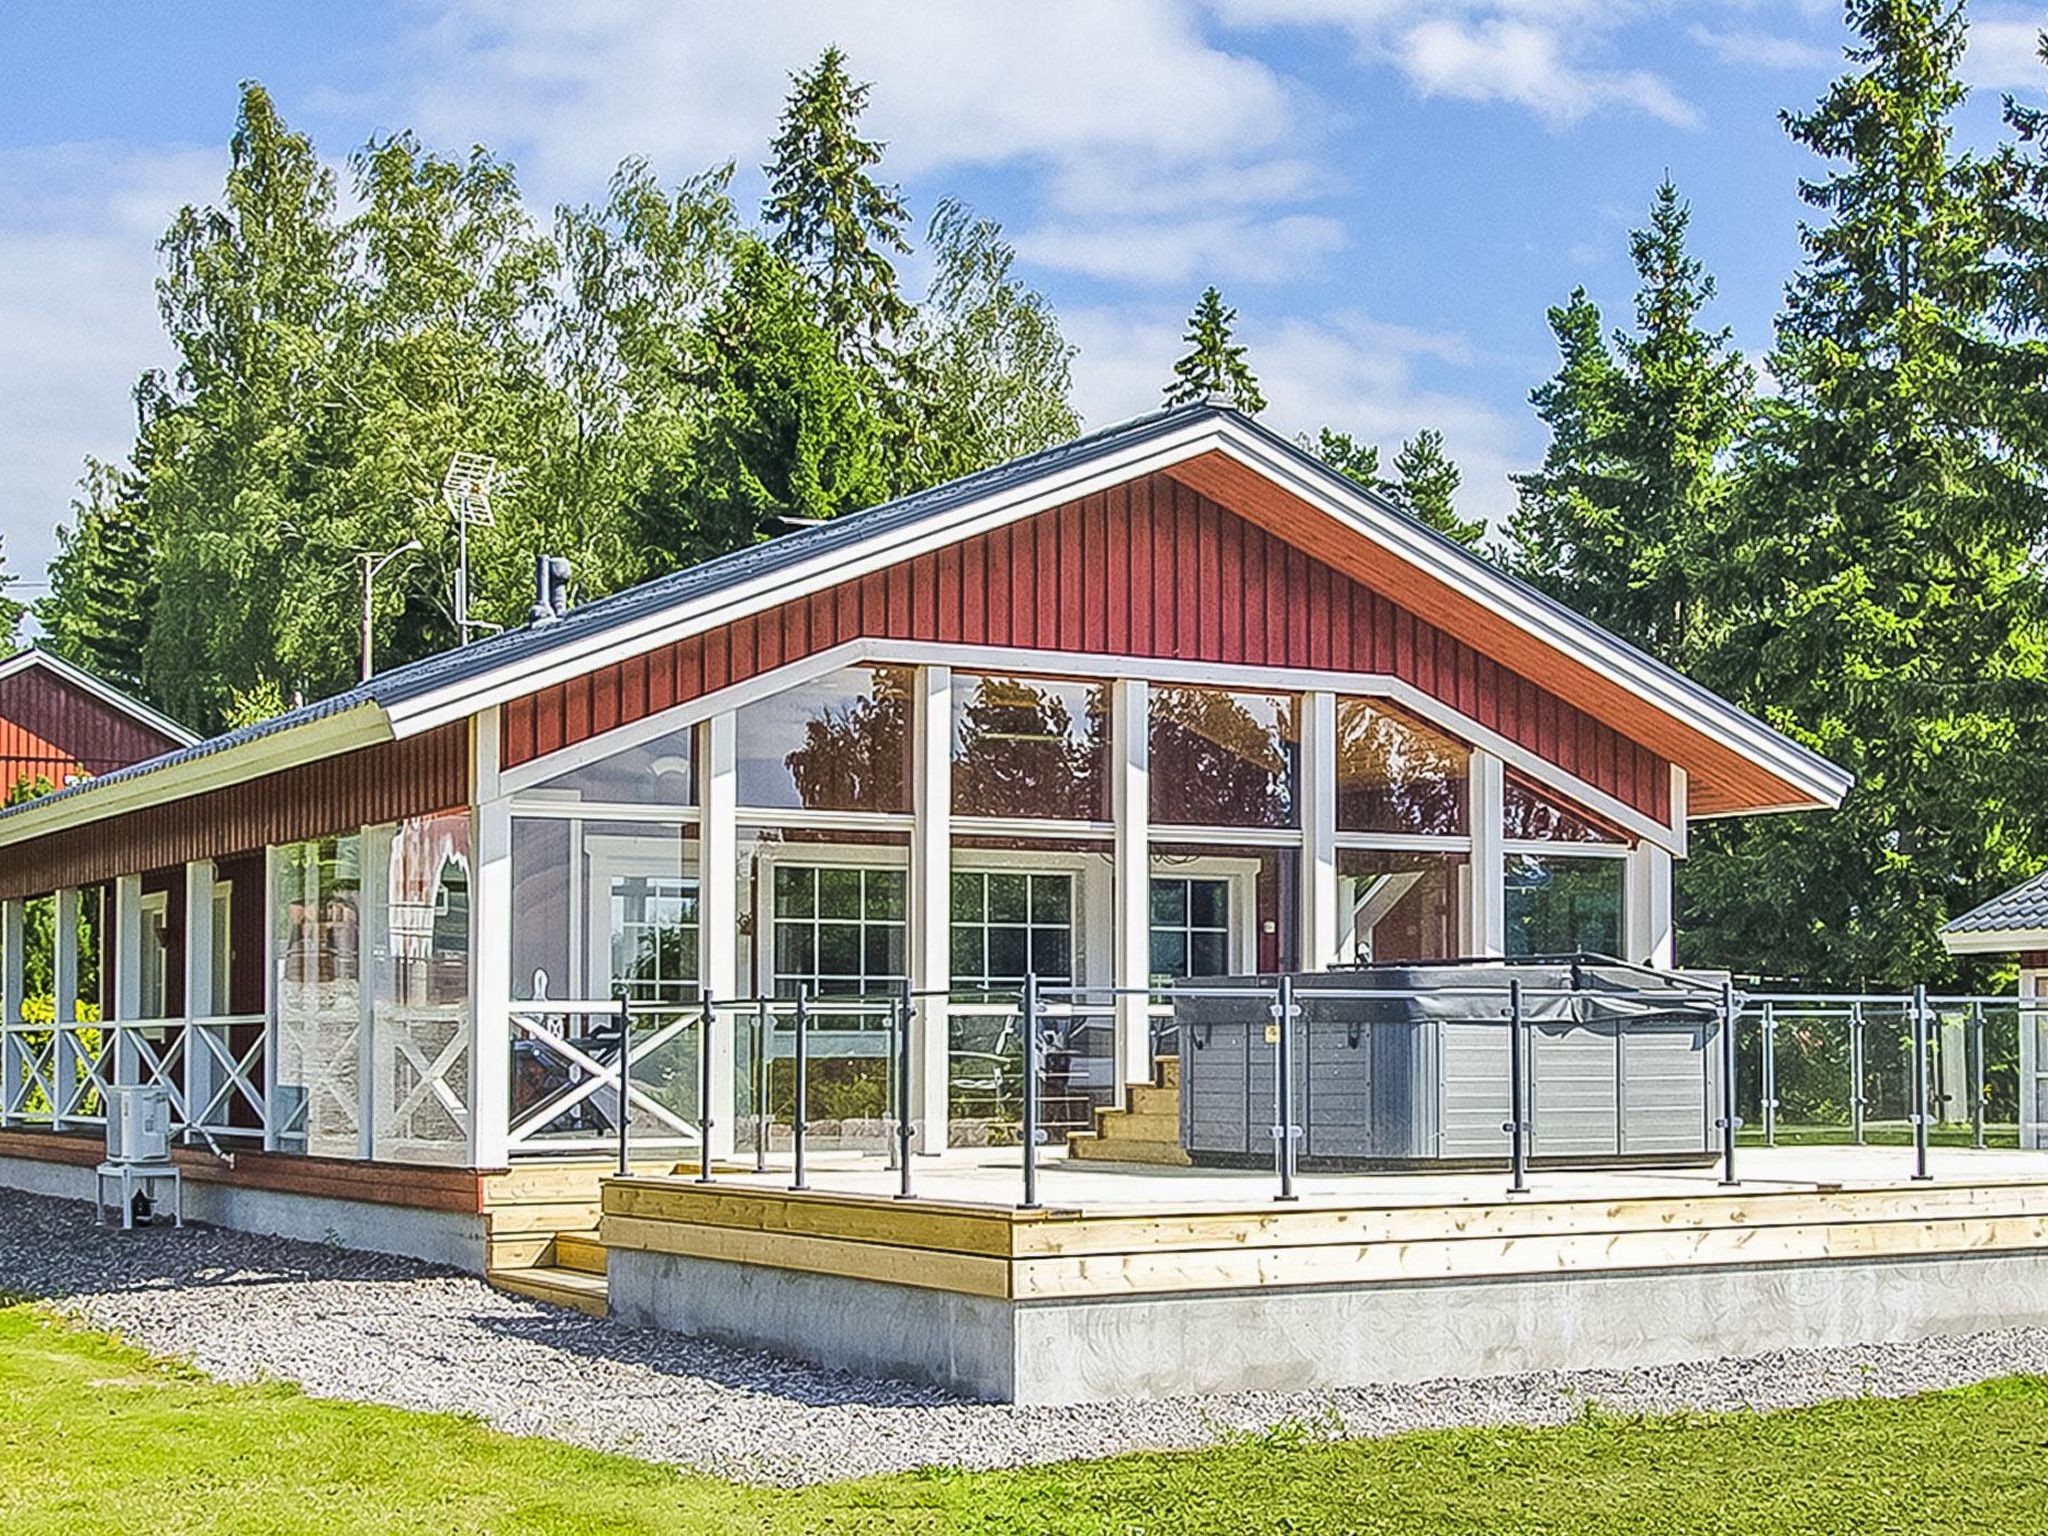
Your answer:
5,1305 -> 2048,1533
1303,426 -> 1385,491
1164,286 -> 1266,413
34,61 -> 1077,735
1682,0 -> 2048,986
1391,428 -> 1484,549
1509,181 -> 1752,661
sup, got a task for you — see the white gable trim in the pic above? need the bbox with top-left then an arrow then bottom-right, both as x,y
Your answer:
1942,927 -> 2048,956
0,649 -> 198,747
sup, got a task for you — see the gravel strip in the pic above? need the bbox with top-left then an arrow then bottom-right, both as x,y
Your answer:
5,1187 -> 2046,1485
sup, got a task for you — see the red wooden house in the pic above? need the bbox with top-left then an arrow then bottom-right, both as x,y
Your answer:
0,648 -> 193,797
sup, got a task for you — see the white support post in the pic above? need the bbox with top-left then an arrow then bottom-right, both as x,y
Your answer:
470,707 -> 513,1170
52,886 -> 81,1127
1468,750 -> 1506,958
2022,968 -> 2045,1151
1,898 -> 22,1127
698,711 -> 739,1158
1300,691 -> 1339,973
1111,677 -> 1152,1086
359,825 -> 392,1162
908,664 -> 952,1153
1625,842 -> 1675,970
111,874 -> 144,1088
262,848 -> 282,1151
183,861 -> 217,1140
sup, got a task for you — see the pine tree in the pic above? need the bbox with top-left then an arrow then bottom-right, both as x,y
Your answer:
762,46 -> 914,353
1391,430 -> 1484,548
1683,0 -> 2048,986
40,456 -> 158,693
1163,287 -> 1265,412
1303,427 -> 1387,493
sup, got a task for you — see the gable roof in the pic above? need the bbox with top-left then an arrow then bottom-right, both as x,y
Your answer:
0,402 -> 1850,850
0,647 -> 198,751
1941,872 -> 2048,953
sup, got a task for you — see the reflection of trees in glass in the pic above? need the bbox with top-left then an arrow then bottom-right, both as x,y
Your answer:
783,668 -> 911,811
1336,702 -> 1467,834
1149,687 -> 1296,827
1503,777 -> 1622,843
1505,855 -> 1623,957
952,676 -> 1106,820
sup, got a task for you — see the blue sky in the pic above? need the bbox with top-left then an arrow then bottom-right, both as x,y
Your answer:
3,1 -> 2046,599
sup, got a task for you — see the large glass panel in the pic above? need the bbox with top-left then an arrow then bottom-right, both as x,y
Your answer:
1336,848 -> 1468,964
1505,854 -> 1624,958
272,835 -> 364,1158
1336,699 -> 1468,835
510,818 -> 700,1003
951,870 -> 1075,988
370,813 -> 472,1165
1503,776 -> 1625,844
735,665 -> 913,812
1150,687 -> 1299,828
526,721 -> 696,807
952,674 -> 1110,821
1148,846 -> 1300,976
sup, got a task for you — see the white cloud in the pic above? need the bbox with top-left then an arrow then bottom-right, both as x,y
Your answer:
1967,16 -> 2048,88
0,145 -> 220,595
1686,24 -> 1837,72
1016,213 -> 1344,285
1064,302 -> 1530,533
1210,0 -> 1698,129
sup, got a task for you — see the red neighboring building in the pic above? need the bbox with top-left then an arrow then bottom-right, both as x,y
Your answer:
0,648 -> 194,795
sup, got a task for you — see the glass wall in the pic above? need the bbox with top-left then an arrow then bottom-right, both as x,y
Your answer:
1336,848 -> 1468,964
1504,776 -> 1625,844
510,818 -> 700,1004
1148,845 -> 1299,975
271,834 -> 365,1158
735,664 -> 913,812
369,813 -> 471,1164
1150,686 -> 1299,828
1336,699 -> 1468,835
525,721 -> 696,807
952,674 -> 1109,821
1505,854 -> 1624,958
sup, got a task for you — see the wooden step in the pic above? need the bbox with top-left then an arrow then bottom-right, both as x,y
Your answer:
487,1264 -> 608,1317
1094,1110 -> 1180,1143
553,1232 -> 607,1276
1125,1084 -> 1179,1117
1066,1130 -> 1192,1167
485,1232 -> 560,1271
484,1198 -> 605,1234
1155,1054 -> 1179,1090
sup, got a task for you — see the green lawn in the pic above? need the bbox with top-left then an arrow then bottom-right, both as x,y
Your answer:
4,1304 -> 2046,1535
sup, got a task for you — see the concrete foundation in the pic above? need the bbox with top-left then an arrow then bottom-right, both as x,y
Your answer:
0,1152 -> 489,1271
609,1244 -> 2048,1404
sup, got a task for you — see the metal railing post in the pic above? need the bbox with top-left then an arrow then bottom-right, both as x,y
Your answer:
1761,1001 -> 1778,1147
613,989 -> 632,1179
696,994 -> 716,1184
894,983 -> 915,1200
753,999 -> 768,1173
1910,983 -> 1932,1182
1504,977 -> 1528,1196
1273,974 -> 1299,1203
791,985 -> 810,1192
1717,980 -> 1741,1187
1970,1001 -> 1987,1150
1020,973 -> 1042,1211
1849,1002 -> 1867,1145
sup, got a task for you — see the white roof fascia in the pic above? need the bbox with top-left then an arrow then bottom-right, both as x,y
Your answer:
1941,927 -> 2048,956
0,703 -> 391,850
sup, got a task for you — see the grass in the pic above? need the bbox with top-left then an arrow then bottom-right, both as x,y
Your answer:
4,1305 -> 2047,1535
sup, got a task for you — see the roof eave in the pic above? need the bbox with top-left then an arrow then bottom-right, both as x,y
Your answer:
1941,926 -> 2048,956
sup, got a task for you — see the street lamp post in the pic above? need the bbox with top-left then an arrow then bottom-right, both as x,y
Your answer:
359,540 -> 422,681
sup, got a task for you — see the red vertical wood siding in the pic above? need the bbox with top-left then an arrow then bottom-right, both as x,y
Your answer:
501,476 -> 1670,823
0,667 -> 184,789
0,723 -> 469,901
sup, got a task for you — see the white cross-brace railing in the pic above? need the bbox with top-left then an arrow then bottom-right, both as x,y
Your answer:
0,1015 -> 267,1139
506,1001 -> 703,1155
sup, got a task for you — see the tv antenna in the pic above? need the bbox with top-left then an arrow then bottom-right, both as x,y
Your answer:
441,453 -> 516,642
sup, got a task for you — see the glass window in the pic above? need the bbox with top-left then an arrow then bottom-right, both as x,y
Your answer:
1336,700 -> 1468,835
371,812 -> 472,1164
1336,848 -> 1467,964
527,722 -> 696,807
510,818 -> 699,1002
1150,876 -> 1234,978
1503,776 -> 1626,844
1149,686 -> 1299,828
952,675 -> 1109,821
272,834 -> 365,1158
771,865 -> 907,998
735,665 -> 913,812
1505,854 -> 1624,958
951,870 -> 1074,988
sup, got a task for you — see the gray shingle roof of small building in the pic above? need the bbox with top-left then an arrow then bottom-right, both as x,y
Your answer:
1943,871 -> 2048,936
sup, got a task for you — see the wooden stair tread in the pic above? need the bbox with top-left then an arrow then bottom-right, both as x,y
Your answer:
487,1264 -> 609,1317
553,1233 -> 608,1275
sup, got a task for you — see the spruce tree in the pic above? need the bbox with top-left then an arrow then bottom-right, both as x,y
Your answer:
1684,0 -> 2048,986
1163,287 -> 1265,412
762,46 -> 914,353
40,457 -> 158,693
1303,427 -> 1386,492
1391,429 -> 1484,548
